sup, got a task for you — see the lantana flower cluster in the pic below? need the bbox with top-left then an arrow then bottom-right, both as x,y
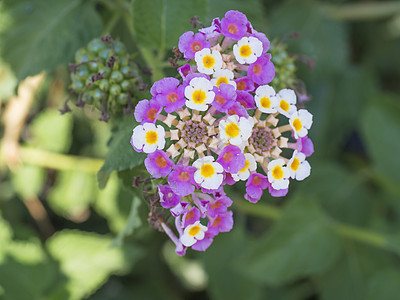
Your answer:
131,10 -> 314,255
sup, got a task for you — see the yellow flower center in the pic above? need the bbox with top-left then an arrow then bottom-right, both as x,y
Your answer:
239,159 -> 250,173
272,165 -> 284,180
279,100 -> 289,112
291,158 -> 300,171
225,123 -> 240,138
188,225 -> 201,236
145,131 -> 158,144
201,163 -> 215,178
192,90 -> 207,104
216,77 -> 228,87
203,55 -> 215,68
293,118 -> 302,131
260,97 -> 271,109
239,45 -> 252,57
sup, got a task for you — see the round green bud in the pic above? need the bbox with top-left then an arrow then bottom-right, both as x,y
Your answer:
110,70 -> 124,83
87,39 -> 106,54
109,84 -> 121,96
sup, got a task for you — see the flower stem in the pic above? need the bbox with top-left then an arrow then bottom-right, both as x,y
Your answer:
0,144 -> 104,173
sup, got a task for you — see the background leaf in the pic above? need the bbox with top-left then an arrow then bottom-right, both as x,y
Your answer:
237,197 -> 343,286
97,115 -> 146,188
0,0 -> 102,81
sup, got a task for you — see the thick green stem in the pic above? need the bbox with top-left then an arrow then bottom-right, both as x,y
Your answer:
0,145 -> 104,173
235,200 -> 394,253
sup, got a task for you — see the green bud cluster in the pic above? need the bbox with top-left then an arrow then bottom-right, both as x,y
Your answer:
67,36 -> 145,121
269,40 -> 297,92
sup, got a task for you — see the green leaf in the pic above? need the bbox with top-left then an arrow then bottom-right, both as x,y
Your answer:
131,0 -> 208,50
47,170 -> 97,220
366,269 -> 400,300
314,242 -> 395,300
113,193 -> 142,246
46,230 -> 142,300
94,173 -> 129,233
360,93 -> 400,184
30,109 -> 73,153
97,115 -> 146,188
293,162 -> 373,226
11,165 -> 45,199
237,197 -> 343,286
0,237 -> 66,300
0,0 -> 102,81
203,226 -> 265,300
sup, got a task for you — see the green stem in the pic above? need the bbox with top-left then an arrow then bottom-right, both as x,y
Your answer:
322,2 -> 400,21
102,11 -> 121,36
235,200 -> 392,253
0,145 -> 104,173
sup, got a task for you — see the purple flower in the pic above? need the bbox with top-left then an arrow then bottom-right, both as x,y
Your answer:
236,90 -> 256,109
267,181 -> 289,197
192,234 -> 214,251
208,196 -> 232,218
217,144 -> 245,174
182,207 -> 200,227
199,18 -> 222,44
221,10 -> 248,40
250,31 -> 270,53
223,173 -> 237,186
178,64 -> 193,80
158,185 -> 180,209
144,150 -> 174,178
168,165 -> 197,197
207,211 -> 234,237
211,83 -> 236,112
226,102 -> 249,118
179,31 -> 210,60
170,201 -> 190,217
248,54 -> 275,85
134,99 -> 161,124
245,173 -> 269,203
297,136 -> 314,157
150,77 -> 185,113
235,77 -> 255,92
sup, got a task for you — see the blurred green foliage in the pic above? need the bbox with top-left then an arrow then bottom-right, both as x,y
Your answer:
1,0 -> 400,299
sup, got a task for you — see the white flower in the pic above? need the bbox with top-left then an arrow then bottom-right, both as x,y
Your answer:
232,153 -> 257,181
184,77 -> 215,111
289,109 -> 313,139
211,69 -> 237,89
219,115 -> 254,146
131,123 -> 165,153
195,48 -> 223,75
254,85 -> 278,113
287,150 -> 311,180
267,159 -> 290,190
233,36 -> 263,64
193,156 -> 224,190
276,88 -> 297,117
180,221 -> 208,247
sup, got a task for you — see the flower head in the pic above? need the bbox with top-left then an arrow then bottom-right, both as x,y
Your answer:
289,109 -> 313,139
193,156 -> 224,190
131,123 -> 165,153
233,37 -> 263,64
221,10 -> 248,40
180,221 -> 208,247
195,48 -> 223,75
184,77 -> 215,111
179,31 -> 210,60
